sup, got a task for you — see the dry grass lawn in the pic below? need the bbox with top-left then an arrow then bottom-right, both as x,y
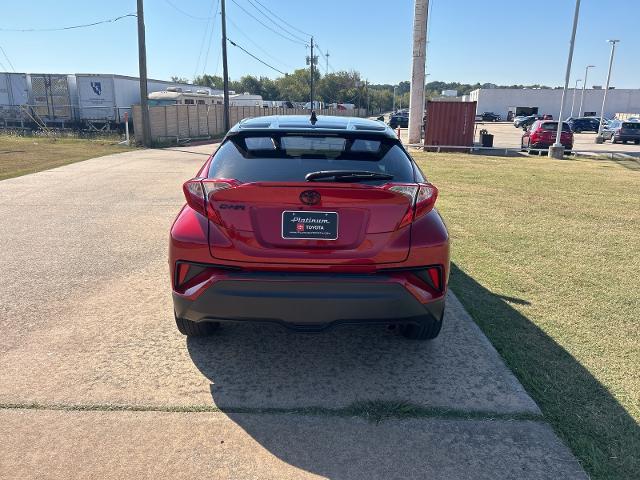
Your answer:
413,151 -> 639,480
0,134 -> 135,181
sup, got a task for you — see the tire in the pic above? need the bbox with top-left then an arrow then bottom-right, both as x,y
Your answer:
635,140 -> 639,145
400,312 -> 444,340
175,315 -> 220,337
574,128 -> 581,133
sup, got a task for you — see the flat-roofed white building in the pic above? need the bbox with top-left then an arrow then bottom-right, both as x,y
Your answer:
463,88 -> 640,120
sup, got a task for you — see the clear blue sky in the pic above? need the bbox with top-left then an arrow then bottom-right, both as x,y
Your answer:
1,0 -> 638,88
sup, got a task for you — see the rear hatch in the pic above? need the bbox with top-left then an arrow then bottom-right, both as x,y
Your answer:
620,122 -> 640,137
202,133 -> 418,265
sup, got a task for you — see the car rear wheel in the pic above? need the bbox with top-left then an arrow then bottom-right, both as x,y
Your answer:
175,315 -> 220,336
400,312 -> 444,340
635,140 -> 639,145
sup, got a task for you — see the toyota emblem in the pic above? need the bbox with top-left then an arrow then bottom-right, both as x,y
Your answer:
300,190 -> 321,205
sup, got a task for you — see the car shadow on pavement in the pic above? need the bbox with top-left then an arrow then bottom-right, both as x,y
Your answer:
185,263 -> 637,479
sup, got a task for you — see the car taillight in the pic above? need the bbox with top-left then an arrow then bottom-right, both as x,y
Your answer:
182,178 -> 239,223
385,182 -> 439,227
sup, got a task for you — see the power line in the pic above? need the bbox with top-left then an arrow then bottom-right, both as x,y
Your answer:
0,13 -> 136,32
0,45 -> 15,71
200,0 -> 221,75
229,0 -> 307,46
244,0 -> 309,43
162,0 -> 212,21
193,2 -> 214,78
227,16 -> 293,70
250,0 -> 311,38
227,38 -> 287,75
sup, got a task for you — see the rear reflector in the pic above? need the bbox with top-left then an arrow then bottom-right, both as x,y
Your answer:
413,266 -> 443,293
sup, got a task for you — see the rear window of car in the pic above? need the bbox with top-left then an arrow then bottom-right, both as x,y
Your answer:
540,122 -> 571,131
622,122 -> 640,130
208,135 -> 415,183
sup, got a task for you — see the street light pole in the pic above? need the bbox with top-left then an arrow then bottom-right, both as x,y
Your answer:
595,40 -> 620,143
570,78 -> 582,118
550,0 -> 581,159
578,64 -> 595,117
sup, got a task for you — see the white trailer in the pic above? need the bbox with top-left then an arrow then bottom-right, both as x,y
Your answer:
0,72 -> 29,124
229,93 -> 263,107
76,74 -> 196,125
27,73 -> 78,124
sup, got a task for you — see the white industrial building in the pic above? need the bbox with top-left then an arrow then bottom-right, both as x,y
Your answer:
463,88 -> 640,120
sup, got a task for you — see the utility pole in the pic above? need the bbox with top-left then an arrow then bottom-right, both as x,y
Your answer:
408,0 -> 429,144
549,0 -> 581,159
596,40 -> 620,143
325,51 -> 329,75
579,64 -> 595,117
366,80 -> 370,115
221,0 -> 230,131
310,36 -> 315,109
392,85 -> 397,112
136,0 -> 151,147
570,78 -> 582,118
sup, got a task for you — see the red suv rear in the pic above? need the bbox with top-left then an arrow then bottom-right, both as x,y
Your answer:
170,115 -> 450,340
521,120 -> 573,153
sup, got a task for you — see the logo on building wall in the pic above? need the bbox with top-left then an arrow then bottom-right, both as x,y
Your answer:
91,82 -> 102,96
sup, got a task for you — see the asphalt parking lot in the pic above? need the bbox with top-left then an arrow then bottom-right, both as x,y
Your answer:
0,147 -> 587,479
476,121 -> 640,155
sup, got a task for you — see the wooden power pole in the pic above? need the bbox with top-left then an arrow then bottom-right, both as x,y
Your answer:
310,36 -> 315,109
408,0 -> 429,144
221,0 -> 230,131
136,0 -> 151,147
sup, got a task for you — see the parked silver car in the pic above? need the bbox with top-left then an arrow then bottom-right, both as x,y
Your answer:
601,120 -> 640,144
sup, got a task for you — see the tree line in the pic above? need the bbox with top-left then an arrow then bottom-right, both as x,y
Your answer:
171,71 -> 553,113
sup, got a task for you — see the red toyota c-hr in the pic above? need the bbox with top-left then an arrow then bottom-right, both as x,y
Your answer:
170,115 -> 450,340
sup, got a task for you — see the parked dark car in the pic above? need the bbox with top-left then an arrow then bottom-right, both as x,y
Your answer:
170,115 -> 449,340
602,120 -> 640,144
568,117 -> 600,133
388,112 -> 409,128
542,114 -> 553,120
476,112 -> 501,122
521,120 -> 573,153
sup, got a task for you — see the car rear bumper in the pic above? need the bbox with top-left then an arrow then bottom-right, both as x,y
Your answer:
172,269 -> 445,332
614,134 -> 640,141
531,141 -> 573,150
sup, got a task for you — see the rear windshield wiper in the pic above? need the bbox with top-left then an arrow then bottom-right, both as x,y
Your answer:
305,170 -> 394,182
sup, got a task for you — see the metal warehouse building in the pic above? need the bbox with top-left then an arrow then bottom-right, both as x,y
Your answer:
464,88 -> 640,120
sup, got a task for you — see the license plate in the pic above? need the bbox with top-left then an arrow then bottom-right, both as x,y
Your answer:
282,211 -> 338,240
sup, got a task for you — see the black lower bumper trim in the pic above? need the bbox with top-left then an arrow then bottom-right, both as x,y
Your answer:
173,278 -> 445,332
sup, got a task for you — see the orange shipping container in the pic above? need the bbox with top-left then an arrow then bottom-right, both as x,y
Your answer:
424,101 -> 476,148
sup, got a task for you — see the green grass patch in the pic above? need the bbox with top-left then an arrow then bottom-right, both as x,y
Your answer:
413,151 -> 639,480
0,134 -> 136,181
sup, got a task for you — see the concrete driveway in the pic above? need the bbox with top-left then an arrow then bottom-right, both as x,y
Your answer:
0,146 -> 587,479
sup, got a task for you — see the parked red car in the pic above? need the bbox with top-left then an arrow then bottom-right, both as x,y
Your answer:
170,115 -> 450,340
521,120 -> 573,153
